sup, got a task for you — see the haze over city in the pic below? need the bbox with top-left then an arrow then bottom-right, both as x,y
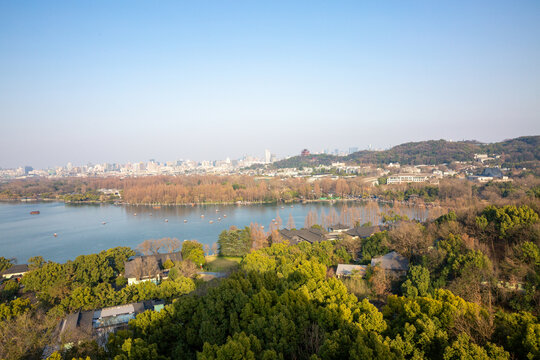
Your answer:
1,1 -> 539,169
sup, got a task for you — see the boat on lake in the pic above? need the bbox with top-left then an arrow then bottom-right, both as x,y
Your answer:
30,211 -> 40,215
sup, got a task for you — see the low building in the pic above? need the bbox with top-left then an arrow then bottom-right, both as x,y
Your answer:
336,264 -> 367,278
328,223 -> 350,233
278,228 -> 327,245
59,300 -> 164,346
371,251 -> 409,276
345,225 -> 384,239
387,174 -> 431,184
124,251 -> 182,285
1,264 -> 29,279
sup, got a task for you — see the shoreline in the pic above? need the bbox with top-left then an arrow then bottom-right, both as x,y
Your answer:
0,197 -> 441,208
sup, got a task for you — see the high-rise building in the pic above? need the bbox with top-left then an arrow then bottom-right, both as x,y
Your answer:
265,149 -> 271,163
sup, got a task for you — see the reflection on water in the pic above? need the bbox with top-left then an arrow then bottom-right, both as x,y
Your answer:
0,201 -> 429,263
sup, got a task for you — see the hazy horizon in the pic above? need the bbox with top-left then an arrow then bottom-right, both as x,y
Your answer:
1,1 -> 539,168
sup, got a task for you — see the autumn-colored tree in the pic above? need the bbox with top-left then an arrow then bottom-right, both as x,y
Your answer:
287,214 -> 296,230
304,210 -> 318,228
388,221 -> 430,260
250,222 -> 268,250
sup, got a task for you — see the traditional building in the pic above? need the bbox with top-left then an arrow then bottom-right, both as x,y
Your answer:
124,251 -> 182,285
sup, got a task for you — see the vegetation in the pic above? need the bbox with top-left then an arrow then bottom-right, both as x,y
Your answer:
1,185 -> 540,359
269,136 -> 540,169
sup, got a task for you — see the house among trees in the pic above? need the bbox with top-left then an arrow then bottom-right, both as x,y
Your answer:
371,251 -> 409,276
278,228 -> 327,245
336,264 -> 367,278
327,223 -> 350,235
345,225 -> 384,239
0,264 -> 29,279
124,251 -> 182,285
59,300 -> 164,346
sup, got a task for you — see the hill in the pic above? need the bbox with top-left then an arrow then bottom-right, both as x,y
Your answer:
269,136 -> 539,168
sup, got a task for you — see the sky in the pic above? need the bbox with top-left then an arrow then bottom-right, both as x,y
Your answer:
1,1 -> 539,168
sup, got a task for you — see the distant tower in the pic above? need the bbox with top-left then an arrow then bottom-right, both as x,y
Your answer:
265,149 -> 271,163
301,149 -> 310,156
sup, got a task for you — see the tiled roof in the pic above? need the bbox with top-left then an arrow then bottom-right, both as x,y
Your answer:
371,251 -> 408,271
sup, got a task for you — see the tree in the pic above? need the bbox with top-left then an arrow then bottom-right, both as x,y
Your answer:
181,240 -> 205,266
304,210 -> 318,228
161,238 -> 181,253
163,259 -> 175,269
28,256 -> 45,270
250,222 -> 268,250
287,214 -> 296,230
402,265 -> 430,297
0,257 -> 14,272
388,221 -> 430,259
218,227 -> 252,257
361,232 -> 389,262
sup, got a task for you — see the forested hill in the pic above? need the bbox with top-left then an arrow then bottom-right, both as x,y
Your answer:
269,136 -> 539,168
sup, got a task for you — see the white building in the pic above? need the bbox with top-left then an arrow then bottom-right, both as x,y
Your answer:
387,174 -> 431,184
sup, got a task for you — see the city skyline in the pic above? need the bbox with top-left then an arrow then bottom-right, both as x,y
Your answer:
2,1 -> 540,168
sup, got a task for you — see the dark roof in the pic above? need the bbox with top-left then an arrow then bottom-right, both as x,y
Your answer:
371,251 -> 409,271
279,228 -> 327,245
1,264 -> 29,275
60,310 -> 93,342
328,223 -> 350,231
346,226 -> 384,238
124,251 -> 182,280
480,167 -> 503,178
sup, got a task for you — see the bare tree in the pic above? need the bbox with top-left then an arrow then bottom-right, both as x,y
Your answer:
251,222 -> 268,250
388,221 -> 430,259
370,267 -> 391,299
136,240 -> 153,256
287,214 -> 296,230
304,210 -> 318,229
161,237 -> 181,253
211,242 -> 219,256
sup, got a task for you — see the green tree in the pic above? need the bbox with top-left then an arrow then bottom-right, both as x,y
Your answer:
181,240 -> 206,266
218,227 -> 252,257
401,265 -> 430,297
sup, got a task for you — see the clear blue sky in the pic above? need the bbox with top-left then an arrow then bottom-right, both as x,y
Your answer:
1,1 -> 539,168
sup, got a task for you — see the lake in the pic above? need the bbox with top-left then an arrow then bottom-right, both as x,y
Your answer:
0,201 -> 429,263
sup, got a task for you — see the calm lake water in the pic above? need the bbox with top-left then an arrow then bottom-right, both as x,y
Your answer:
0,201 -> 428,263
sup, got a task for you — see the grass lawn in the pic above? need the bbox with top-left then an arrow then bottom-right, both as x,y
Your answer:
204,255 -> 242,272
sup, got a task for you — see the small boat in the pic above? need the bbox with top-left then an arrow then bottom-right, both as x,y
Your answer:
218,217 -> 221,221
281,206 -> 284,209
290,205 -> 293,208
215,209 -> 219,212
223,214 -> 227,217
164,219 -> 168,222
209,220 -> 214,224
102,221 -> 107,225
134,213 -> 137,216
53,233 -> 57,237
153,206 -> 161,209
201,215 -> 205,218
184,219 -> 188,223
30,211 -> 40,215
